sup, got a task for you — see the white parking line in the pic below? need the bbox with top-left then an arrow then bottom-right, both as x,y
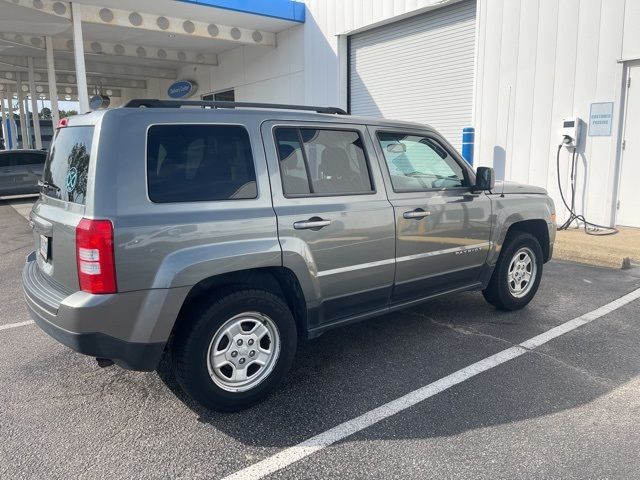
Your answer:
0,320 -> 35,331
223,286 -> 640,480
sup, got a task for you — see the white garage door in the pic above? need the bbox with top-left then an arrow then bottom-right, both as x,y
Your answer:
349,0 -> 476,150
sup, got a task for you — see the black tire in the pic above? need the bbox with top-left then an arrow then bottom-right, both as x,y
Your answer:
482,232 -> 543,311
171,288 -> 297,412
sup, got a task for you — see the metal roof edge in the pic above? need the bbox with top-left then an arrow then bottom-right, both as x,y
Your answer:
173,0 -> 305,23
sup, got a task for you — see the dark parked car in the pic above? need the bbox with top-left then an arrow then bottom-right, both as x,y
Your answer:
0,149 -> 46,196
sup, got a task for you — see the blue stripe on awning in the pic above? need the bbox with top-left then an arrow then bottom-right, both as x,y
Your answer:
174,0 -> 305,23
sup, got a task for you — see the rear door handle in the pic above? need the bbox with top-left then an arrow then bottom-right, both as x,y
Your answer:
403,209 -> 431,220
293,218 -> 331,230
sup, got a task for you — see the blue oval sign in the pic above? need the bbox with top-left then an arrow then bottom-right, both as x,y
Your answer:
89,94 -> 110,110
167,80 -> 198,99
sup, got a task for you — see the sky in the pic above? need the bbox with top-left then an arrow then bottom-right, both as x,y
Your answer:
38,99 -> 80,112
1,98 -> 80,114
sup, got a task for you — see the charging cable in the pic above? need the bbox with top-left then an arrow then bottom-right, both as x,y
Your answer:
555,144 -> 618,236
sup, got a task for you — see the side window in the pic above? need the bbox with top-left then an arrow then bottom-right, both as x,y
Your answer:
377,132 -> 467,191
146,124 -> 257,203
274,128 -> 310,195
43,126 -> 93,204
274,127 -> 374,196
0,154 -> 11,168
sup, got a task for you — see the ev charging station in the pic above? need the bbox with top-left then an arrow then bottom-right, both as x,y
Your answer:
561,117 -> 582,149
556,115 -> 618,235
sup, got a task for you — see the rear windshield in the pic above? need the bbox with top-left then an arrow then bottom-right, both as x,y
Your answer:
43,126 -> 94,204
146,124 -> 257,203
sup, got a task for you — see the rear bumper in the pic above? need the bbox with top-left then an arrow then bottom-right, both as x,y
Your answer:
28,310 -> 164,371
22,253 -> 188,371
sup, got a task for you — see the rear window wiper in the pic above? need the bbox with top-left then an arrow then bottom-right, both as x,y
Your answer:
38,180 -> 60,192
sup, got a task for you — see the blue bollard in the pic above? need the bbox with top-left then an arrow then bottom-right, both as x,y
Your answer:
4,118 -> 14,150
461,127 -> 475,166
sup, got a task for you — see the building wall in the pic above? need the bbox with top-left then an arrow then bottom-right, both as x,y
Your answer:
175,25 -> 305,103
174,0 -> 460,105
474,0 -> 637,226
156,0 -> 639,228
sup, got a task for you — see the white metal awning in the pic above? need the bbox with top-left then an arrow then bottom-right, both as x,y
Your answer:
0,0 -> 304,149
0,0 -> 304,101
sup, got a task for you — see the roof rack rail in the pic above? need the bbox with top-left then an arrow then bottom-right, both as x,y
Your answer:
122,99 -> 347,115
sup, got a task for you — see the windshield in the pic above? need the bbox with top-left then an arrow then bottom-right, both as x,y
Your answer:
42,126 -> 94,204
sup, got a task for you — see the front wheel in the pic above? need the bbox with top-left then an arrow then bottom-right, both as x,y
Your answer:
171,288 -> 297,412
483,232 -> 543,310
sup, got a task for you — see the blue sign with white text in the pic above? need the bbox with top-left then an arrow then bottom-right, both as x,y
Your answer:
167,80 -> 198,99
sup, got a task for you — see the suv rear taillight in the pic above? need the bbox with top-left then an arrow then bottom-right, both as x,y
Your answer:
76,218 -> 117,294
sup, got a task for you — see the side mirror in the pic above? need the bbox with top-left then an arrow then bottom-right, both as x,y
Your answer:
474,166 -> 495,191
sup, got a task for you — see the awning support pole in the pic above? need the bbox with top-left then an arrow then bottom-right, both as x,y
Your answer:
24,97 -> 32,148
0,91 -> 8,150
16,76 -> 29,148
71,2 -> 89,113
45,36 -> 60,127
27,56 -> 42,149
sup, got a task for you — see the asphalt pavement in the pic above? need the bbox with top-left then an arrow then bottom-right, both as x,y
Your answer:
1,199 -> 639,479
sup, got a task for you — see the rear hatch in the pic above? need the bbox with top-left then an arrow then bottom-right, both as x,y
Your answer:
30,124 -> 95,292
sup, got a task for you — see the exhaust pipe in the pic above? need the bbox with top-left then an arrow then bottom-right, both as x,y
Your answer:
96,357 -> 114,368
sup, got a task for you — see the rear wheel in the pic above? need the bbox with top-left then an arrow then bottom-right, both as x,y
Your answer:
483,232 -> 543,310
171,288 -> 297,412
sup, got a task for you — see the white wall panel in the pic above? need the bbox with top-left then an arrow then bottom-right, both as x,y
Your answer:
593,0 -> 625,223
177,25 -> 305,103
495,0 -> 520,181
475,0 -> 503,169
526,0 -> 559,189
508,0 -> 538,183
572,0 -> 602,218
622,0 -> 640,60
475,0 -> 633,226
543,0 -> 580,222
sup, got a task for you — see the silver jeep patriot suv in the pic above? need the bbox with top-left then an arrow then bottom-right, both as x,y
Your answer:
23,100 -> 555,411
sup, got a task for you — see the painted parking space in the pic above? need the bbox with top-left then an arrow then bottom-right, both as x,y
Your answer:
1,202 -> 639,479
225,289 -> 640,479
269,302 -> 640,480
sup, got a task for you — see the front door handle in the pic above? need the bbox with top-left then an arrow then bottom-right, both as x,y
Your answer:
403,209 -> 431,220
293,218 -> 331,230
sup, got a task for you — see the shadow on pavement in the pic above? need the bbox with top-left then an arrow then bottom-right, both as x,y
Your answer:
156,264 -> 640,449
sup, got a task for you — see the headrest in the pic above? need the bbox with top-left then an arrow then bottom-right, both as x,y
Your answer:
278,143 -> 297,165
320,147 -> 350,178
